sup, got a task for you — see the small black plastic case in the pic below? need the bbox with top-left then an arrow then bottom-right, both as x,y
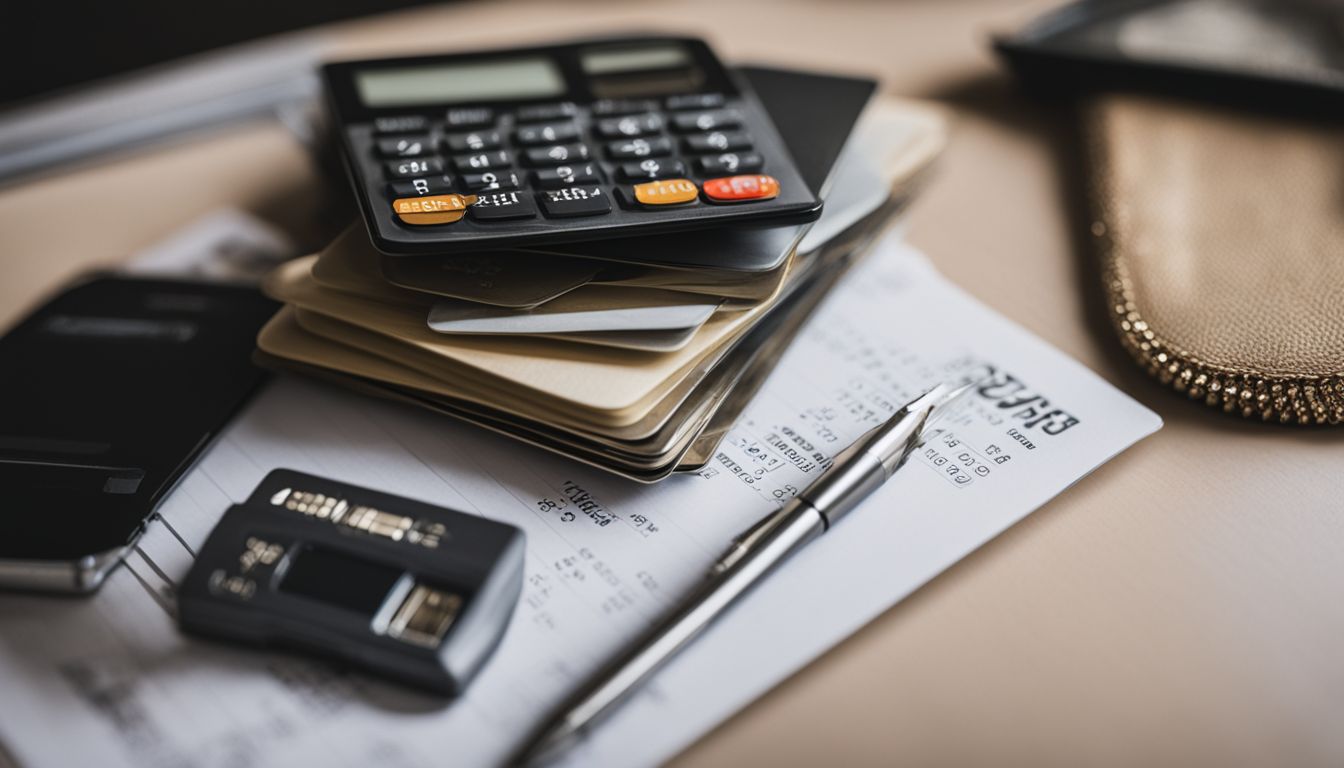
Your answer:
178,469 -> 525,696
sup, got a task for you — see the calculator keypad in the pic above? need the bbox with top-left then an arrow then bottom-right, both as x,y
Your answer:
370,92 -> 789,227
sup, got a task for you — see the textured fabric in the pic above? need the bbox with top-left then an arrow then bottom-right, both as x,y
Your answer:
1085,93 -> 1344,423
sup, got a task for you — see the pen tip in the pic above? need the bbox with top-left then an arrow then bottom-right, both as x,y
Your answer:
908,380 -> 976,421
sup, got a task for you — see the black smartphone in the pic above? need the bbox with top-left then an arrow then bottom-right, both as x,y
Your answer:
0,276 -> 277,593
994,0 -> 1344,113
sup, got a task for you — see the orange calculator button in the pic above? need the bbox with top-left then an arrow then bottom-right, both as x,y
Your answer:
392,193 -> 477,225
633,178 -> 699,206
701,174 -> 780,203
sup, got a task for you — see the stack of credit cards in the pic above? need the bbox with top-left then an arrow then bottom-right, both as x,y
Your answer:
256,65 -> 947,481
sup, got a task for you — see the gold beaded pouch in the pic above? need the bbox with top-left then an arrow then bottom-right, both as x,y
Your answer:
1084,93 -> 1344,424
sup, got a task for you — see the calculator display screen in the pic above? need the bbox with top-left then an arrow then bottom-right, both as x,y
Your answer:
580,43 -> 705,99
354,57 -> 565,107
580,43 -> 692,75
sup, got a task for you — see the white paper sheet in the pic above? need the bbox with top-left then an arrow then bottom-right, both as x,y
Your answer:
0,237 -> 1160,768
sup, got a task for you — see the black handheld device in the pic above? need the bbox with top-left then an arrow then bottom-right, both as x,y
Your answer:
178,470 -> 526,696
994,0 -> 1344,114
0,276 -> 277,593
322,35 -> 822,256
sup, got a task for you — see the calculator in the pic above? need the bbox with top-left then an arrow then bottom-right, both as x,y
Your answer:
322,36 -> 823,256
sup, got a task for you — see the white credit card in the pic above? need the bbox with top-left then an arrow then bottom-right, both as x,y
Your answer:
426,299 -> 722,335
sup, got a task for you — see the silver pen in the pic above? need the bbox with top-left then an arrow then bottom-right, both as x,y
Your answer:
513,381 -> 975,767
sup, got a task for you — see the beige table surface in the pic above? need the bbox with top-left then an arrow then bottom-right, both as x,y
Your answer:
3,2 -> 1342,766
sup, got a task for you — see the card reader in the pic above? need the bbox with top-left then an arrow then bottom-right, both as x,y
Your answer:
178,469 -> 526,696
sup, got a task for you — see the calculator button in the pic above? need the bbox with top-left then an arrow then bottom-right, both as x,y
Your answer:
387,176 -> 454,197
591,99 -> 658,116
385,158 -> 445,178
671,109 -> 743,133
525,143 -> 590,166
533,163 -> 601,188
515,102 -> 577,123
374,115 -> 430,134
632,178 -> 699,206
666,93 -> 725,111
445,107 -> 495,129
702,174 -> 780,203
376,136 -> 434,158
469,191 -> 537,221
695,152 -> 764,175
444,130 -> 503,153
515,122 -> 580,146
392,193 -> 477,225
606,137 -> 673,160
619,159 -> 686,182
461,170 -> 522,192
538,186 -> 612,218
684,132 -> 753,153
452,151 -> 512,172
594,114 -> 663,139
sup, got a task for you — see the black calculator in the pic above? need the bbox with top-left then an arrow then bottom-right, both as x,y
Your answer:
322,36 -> 822,256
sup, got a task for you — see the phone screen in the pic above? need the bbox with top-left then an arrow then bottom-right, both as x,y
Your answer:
0,276 -> 276,590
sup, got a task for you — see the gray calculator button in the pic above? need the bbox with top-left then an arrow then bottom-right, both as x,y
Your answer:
376,136 -> 432,159
665,93 -> 725,111
594,114 -> 663,139
387,176 -> 454,197
694,152 -> 764,175
445,107 -> 495,128
606,137 -> 673,160
461,171 -> 522,192
444,130 -> 503,153
671,109 -> 743,133
591,99 -> 658,116
469,191 -> 537,221
376,136 -> 433,157
537,186 -> 612,218
684,131 -> 752,153
619,159 -> 686,182
515,102 -> 577,123
516,122 -> 580,145
374,115 -> 430,134
533,163 -> 601,188
452,151 -> 512,172
525,143 -> 590,166
385,158 -> 445,178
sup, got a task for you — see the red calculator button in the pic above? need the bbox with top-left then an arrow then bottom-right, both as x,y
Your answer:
701,174 -> 780,203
